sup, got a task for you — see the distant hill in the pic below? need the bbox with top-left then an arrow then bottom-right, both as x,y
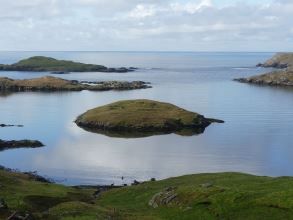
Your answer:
0,56 -> 134,73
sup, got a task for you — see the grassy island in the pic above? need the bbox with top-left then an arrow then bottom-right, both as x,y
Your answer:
0,76 -> 151,92
75,99 -> 223,137
235,53 -> 293,86
1,168 -> 293,220
0,56 -> 135,73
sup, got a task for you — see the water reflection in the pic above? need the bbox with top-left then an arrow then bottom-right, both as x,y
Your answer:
77,126 -> 207,138
0,52 -> 292,185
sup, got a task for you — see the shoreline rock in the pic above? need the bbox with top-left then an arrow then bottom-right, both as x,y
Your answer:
0,56 -> 136,73
234,69 -> 293,87
235,53 -> 293,87
75,99 -> 224,138
0,124 -> 23,127
256,53 -> 293,68
0,139 -> 44,151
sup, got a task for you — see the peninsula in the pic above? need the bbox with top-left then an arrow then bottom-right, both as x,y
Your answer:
0,76 -> 151,92
75,99 -> 224,137
235,53 -> 293,86
0,56 -> 135,73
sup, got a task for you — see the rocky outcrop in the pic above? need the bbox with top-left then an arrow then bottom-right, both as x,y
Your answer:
75,99 -> 224,137
0,56 -> 135,73
0,139 -> 44,151
0,76 -> 151,92
235,53 -> 293,87
256,53 -> 293,68
235,69 -> 293,87
149,187 -> 178,208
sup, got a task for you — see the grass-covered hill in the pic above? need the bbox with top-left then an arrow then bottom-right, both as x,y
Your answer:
75,99 -> 223,137
0,56 -> 133,73
1,168 -> 293,219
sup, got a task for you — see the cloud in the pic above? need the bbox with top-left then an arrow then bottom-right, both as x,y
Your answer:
0,0 -> 292,51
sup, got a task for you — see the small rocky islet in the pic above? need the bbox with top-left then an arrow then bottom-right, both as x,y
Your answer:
0,139 -> 44,151
0,56 -> 135,73
75,99 -> 224,137
235,53 -> 293,86
0,76 -> 151,92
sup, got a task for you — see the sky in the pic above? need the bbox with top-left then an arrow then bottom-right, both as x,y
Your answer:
0,0 -> 292,51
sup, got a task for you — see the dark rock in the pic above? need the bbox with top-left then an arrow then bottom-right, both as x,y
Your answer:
132,180 -> 140,186
0,124 -> 23,128
0,198 -> 8,209
0,139 -> 44,151
50,71 -> 69,74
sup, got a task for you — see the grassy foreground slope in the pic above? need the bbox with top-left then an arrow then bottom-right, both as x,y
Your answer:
1,169 -> 293,220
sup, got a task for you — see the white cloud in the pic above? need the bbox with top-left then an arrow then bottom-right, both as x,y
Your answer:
0,0 -> 292,51
170,0 -> 213,14
128,4 -> 156,19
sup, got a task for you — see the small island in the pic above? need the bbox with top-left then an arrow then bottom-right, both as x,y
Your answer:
0,56 -> 135,73
0,76 -> 151,92
0,139 -> 44,151
235,53 -> 293,87
75,99 -> 224,137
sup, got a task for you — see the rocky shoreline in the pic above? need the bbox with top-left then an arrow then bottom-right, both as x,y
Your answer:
0,56 -> 136,73
235,53 -> 293,87
0,76 -> 151,92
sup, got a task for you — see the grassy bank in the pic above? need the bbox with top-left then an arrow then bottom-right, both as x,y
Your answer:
1,169 -> 293,219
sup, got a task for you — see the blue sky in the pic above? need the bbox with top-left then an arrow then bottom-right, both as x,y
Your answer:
0,0 -> 292,51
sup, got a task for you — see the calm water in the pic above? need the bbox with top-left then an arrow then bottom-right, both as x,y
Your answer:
0,52 -> 293,186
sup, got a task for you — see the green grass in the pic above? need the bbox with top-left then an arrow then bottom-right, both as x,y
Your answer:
75,99 -> 221,137
0,56 -> 108,72
1,169 -> 293,219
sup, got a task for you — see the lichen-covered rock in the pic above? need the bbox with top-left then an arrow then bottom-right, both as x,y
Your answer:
148,187 -> 178,208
